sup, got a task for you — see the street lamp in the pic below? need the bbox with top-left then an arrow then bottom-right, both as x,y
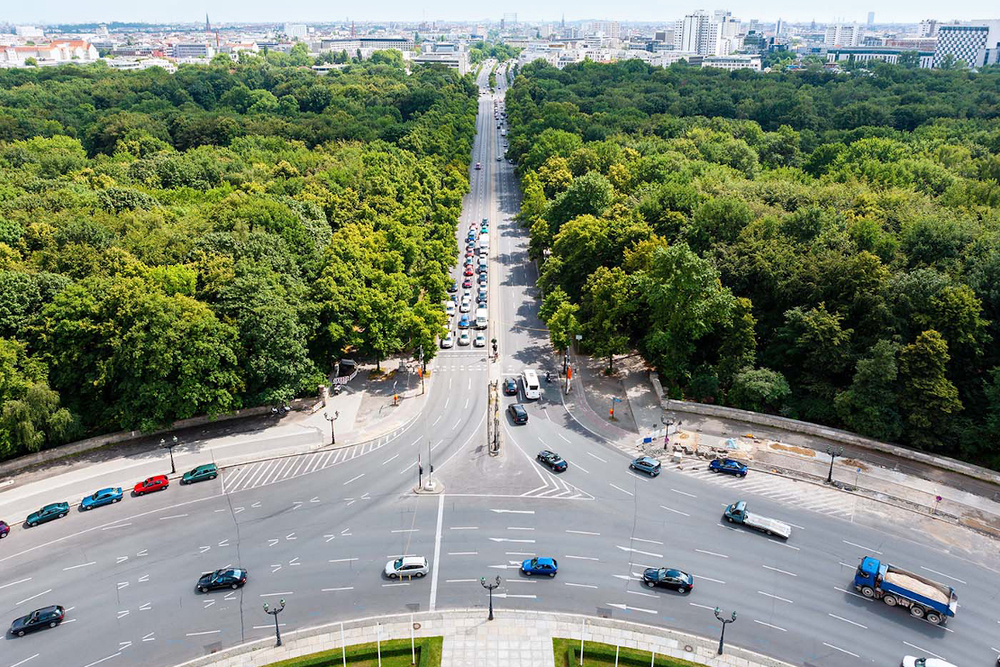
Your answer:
480,576 -> 501,621
160,435 -> 178,474
826,446 -> 845,484
713,607 -> 737,655
263,598 -> 285,646
324,411 -> 340,446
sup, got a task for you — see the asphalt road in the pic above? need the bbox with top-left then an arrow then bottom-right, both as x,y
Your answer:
2,62 -> 1000,667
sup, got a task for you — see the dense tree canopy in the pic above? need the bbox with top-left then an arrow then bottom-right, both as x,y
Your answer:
0,59 -> 477,459
511,59 -> 1000,469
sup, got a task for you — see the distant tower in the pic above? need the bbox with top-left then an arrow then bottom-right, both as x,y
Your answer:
810,18 -> 817,31
866,11 -> 875,27
561,13 -> 565,28
205,13 -> 211,32
351,21 -> 356,37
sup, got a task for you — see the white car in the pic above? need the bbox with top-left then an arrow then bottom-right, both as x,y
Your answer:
459,300 -> 471,313
901,658 -> 958,667
458,331 -> 471,346
441,332 -> 455,349
474,333 -> 487,347
446,302 -> 456,317
384,555 -> 428,579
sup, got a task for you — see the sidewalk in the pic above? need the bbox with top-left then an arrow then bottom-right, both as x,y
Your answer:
0,355 -> 432,523
173,609 -> 794,667
563,351 -> 1000,541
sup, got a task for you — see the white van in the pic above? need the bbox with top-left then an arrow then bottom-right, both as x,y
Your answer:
474,307 -> 488,329
478,236 -> 489,253
521,369 -> 540,400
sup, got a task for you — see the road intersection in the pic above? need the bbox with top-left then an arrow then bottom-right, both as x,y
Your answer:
1,62 -> 999,667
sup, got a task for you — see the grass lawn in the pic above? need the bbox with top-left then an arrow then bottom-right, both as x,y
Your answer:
267,637 -> 443,667
553,638 -> 707,667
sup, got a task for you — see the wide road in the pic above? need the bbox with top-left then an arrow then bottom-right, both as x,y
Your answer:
1,61 -> 999,667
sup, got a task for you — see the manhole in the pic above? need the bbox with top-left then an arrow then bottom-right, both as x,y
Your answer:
413,622 -> 422,630
684,645 -> 693,653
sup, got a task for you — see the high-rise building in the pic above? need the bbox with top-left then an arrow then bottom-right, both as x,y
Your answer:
775,18 -> 785,37
503,13 -> 518,29
676,10 -> 719,55
933,21 -> 1000,68
825,24 -> 863,47
284,23 -> 308,40
918,19 -> 939,37
867,12 -> 875,27
590,21 -> 621,39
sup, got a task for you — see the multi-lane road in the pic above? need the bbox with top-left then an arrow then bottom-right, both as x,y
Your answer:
1,61 -> 999,667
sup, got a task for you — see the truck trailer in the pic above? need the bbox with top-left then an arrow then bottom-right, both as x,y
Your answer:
853,556 -> 957,625
723,500 -> 791,539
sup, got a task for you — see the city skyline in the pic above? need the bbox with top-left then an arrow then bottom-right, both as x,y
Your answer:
7,0 -> 999,27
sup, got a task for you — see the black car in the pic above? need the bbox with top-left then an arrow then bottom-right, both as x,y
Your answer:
9,605 -> 65,637
197,568 -> 248,593
447,281 -> 458,293
537,450 -> 567,472
508,404 -> 528,425
503,377 -> 518,395
642,567 -> 693,593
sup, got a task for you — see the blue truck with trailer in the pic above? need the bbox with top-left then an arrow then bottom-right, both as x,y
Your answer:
853,556 -> 957,625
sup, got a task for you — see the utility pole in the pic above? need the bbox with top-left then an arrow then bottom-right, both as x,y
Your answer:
826,446 -> 845,484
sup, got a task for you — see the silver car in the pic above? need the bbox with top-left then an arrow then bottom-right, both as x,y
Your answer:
384,556 -> 428,579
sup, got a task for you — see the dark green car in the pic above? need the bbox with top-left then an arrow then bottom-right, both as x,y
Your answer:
25,502 -> 70,528
181,464 -> 218,485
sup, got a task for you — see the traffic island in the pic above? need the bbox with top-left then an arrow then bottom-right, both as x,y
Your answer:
266,637 -> 442,666
553,638 -> 703,667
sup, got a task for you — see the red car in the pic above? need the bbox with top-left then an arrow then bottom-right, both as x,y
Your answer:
462,277 -> 473,288
0,520 -> 9,538
464,267 -> 474,276
133,475 -> 169,496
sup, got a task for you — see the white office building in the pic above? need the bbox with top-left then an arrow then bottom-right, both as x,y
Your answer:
675,10 -> 720,55
932,21 -> 1000,68
284,23 -> 308,40
825,24 -> 863,47
702,54 -> 761,71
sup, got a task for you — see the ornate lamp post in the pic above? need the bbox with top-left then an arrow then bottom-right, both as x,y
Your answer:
160,435 -> 178,474
714,607 -> 737,655
324,411 -> 340,446
826,445 -> 845,484
263,598 -> 285,646
480,576 -> 501,621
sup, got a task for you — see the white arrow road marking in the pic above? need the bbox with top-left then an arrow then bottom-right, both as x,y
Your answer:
138,574 -> 149,583
116,582 -> 128,590
118,641 -> 132,650
310,497 -> 320,503
489,537 -> 535,543
199,546 -> 211,554
233,507 -> 245,514
289,558 -> 300,566
116,556 -> 129,564
494,593 -> 536,599
268,539 -> 279,547
117,610 -> 130,619
490,509 -> 534,514
271,565 -> 282,573
224,592 -> 237,600
292,502 -> 303,510
488,564 -> 521,569
616,545 -> 663,559
217,540 -> 229,547
142,632 -> 155,642
139,602 -> 151,611
607,603 -> 656,614
136,550 -> 147,557
285,533 -> 296,540
203,600 -> 215,608
251,502 -> 262,508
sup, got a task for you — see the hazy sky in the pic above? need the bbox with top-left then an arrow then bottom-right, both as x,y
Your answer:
8,0 -> 996,26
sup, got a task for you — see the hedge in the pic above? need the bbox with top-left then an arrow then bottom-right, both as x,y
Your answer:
553,638 -> 707,667
266,637 -> 443,667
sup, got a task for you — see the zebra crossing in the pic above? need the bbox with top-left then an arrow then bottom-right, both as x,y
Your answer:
676,463 -> 859,519
435,363 -> 488,372
223,438 -> 394,494
520,472 -> 593,500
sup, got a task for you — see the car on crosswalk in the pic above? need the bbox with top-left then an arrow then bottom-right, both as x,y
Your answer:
709,458 -> 747,477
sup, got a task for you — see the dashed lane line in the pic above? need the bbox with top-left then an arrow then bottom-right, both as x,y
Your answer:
753,620 -> 787,632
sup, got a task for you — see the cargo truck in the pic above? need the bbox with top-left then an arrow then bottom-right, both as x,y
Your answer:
723,500 -> 791,539
853,556 -> 957,625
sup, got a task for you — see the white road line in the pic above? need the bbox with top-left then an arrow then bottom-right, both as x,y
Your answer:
757,591 -> 794,604
920,567 -> 966,584
342,473 -> 364,486
606,603 -> 656,614
432,416 -> 442,426
762,565 -> 797,577
8,655 -> 39,667
828,613 -> 867,629
252,624 -> 287,630
507,526 -> 534,531
753,620 -> 787,632
627,589 -> 658,598
101,522 -> 132,530
158,514 -> 188,521
328,558 -> 358,564
671,488 -> 697,498
842,540 -> 880,553
429,493 -> 445,611
383,582 -> 410,588
565,530 -> 600,536
587,452 -> 608,463
447,552 -> 478,556
0,577 -> 32,590
902,642 -> 946,660
321,587 -> 354,592
391,529 -> 420,533
563,555 -> 600,561
630,538 -> 663,545
81,653 -> 122,667
15,588 -> 52,606
445,579 -> 478,583
694,549 -> 729,559
452,418 -> 461,430
62,562 -> 97,571
449,526 -> 478,530
259,591 -> 293,597
609,483 -> 634,497
659,504 -> 691,517
564,582 -> 598,589
382,453 -> 400,466
822,643 -> 860,658
616,546 -> 662,559
186,630 -> 221,637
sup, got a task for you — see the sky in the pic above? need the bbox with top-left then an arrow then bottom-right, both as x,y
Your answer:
8,0 -> 998,27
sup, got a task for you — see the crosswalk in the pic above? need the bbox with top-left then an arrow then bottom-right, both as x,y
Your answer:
223,438 -> 392,494
676,464 -> 859,519
435,363 -> 488,372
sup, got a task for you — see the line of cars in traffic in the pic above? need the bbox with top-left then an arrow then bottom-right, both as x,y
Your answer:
442,218 -> 490,349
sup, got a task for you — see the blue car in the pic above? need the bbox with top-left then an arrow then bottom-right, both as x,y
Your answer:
25,502 -> 70,528
458,314 -> 470,329
521,556 -> 558,577
709,458 -> 748,477
630,456 -> 661,477
81,487 -> 124,510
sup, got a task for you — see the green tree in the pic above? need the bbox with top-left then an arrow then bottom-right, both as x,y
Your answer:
898,330 -> 962,450
835,340 -> 902,441
547,172 -> 614,232
728,367 -> 790,413
581,266 -> 635,373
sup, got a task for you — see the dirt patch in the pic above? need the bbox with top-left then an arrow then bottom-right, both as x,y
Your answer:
770,442 -> 818,458
368,369 -> 397,381
842,458 -> 870,472
960,513 -> 1000,538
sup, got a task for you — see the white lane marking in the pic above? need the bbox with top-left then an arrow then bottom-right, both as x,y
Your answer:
609,483 -> 634,497
8,654 -> 39,667
447,552 -> 478,556
616,545 -> 662,559
452,418 -> 461,430
490,509 -> 534,514
252,624 -> 286,630
63,562 -> 97,571
489,537 -> 535,543
762,565 -> 797,577
507,526 -> 534,531
563,555 -> 600,561
102,523 -> 132,530
81,653 -> 122,667
429,493 -> 445,611
391,529 -> 420,533
920,567 -> 966,585
321,587 -> 354,592
445,579 -> 478,583
694,574 -> 726,584
753,620 -> 787,632
671,488 -> 697,498
630,538 -> 663,546
432,416 -> 442,426
259,592 -> 293,597
565,530 -> 600,536
0,577 -> 31,590
342,473 -> 364,486
842,540 -> 881,554
828,613 -> 867,629
117,610 -> 130,618
627,589 -> 658,598
15,588 -> 52,606
186,630 -> 221,637
606,603 -> 656,614
694,549 -> 729,559
659,504 -> 691,517
565,582 -> 598,589
902,642 -> 946,660
758,591 -> 794,603
556,432 -> 570,443
383,582 -> 410,588
158,514 -> 188,521
449,526 -> 479,530
444,398 -> 450,409
328,558 -> 359,564
399,460 -> 418,474
822,643 -> 860,658
587,452 -> 608,463
495,593 -> 536,599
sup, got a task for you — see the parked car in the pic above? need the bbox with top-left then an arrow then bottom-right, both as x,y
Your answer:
537,450 -> 567,472
462,277 -> 473,288
80,487 -> 123,510
447,281 -> 458,293
0,520 -> 9,538
446,301 -> 456,316
181,464 -> 218,485
709,458 -> 748,477
630,456 -> 661,477
496,155 -> 502,161
474,163 -> 481,170
503,377 -> 518,395
508,404 -> 528,425
521,557 -> 558,577
133,475 -> 169,496
197,568 -> 247,593
9,605 -> 65,637
25,502 -> 69,528
642,567 -> 693,593
385,555 -> 429,579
